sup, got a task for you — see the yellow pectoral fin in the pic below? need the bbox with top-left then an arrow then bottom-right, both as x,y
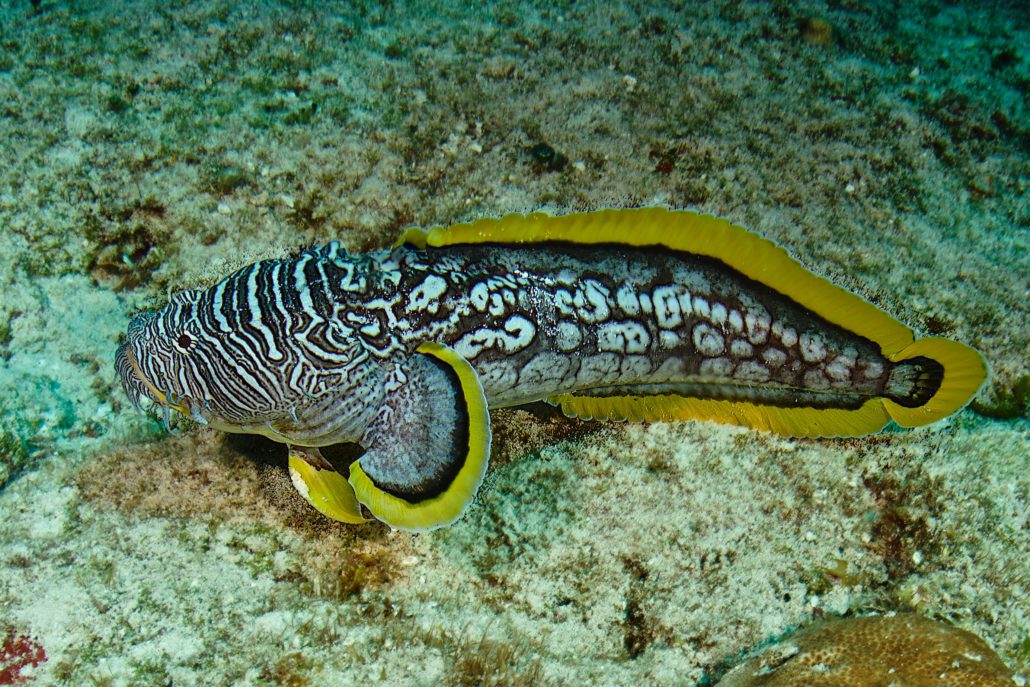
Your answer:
393,226 -> 429,249
288,451 -> 368,524
348,341 -> 491,532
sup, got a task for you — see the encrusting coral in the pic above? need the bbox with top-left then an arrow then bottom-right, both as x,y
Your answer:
718,613 -> 1017,687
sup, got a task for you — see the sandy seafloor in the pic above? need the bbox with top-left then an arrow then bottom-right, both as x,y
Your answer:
0,0 -> 1027,685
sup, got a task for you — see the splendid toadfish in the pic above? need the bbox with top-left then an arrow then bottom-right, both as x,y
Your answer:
115,209 -> 987,531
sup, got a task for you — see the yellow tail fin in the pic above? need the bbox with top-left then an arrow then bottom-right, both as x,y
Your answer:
884,337 -> 988,428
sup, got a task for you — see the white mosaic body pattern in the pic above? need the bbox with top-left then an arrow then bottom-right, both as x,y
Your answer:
347,241 -> 890,411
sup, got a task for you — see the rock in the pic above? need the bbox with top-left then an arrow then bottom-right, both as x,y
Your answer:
718,613 -> 1017,687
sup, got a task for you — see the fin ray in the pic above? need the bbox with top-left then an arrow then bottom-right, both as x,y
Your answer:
394,227 -> 429,249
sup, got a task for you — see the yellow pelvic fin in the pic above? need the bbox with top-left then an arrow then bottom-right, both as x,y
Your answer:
288,448 -> 367,524
884,336 -> 988,428
425,208 -> 916,356
549,392 -> 892,438
348,341 -> 491,532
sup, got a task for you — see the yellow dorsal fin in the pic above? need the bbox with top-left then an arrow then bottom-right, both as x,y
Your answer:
394,226 -> 429,249
426,208 -> 915,357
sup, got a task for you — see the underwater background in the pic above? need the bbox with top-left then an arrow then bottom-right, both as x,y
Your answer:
0,0 -> 1026,684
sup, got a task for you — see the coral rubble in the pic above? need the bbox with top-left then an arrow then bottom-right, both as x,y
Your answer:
718,614 -> 1017,687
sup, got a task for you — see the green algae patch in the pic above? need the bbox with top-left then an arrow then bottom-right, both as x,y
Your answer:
489,405 -> 603,468
0,427 -> 31,490
973,373 -> 1030,421
446,632 -> 548,687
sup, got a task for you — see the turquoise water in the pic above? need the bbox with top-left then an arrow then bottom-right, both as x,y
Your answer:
0,1 -> 1026,684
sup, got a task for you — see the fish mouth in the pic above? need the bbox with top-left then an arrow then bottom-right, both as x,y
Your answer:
115,342 -> 211,426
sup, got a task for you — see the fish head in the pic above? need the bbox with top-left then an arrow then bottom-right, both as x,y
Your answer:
116,288 -> 233,427
116,278 -> 380,445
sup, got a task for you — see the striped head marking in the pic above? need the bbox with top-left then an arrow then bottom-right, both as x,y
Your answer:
116,288 -> 248,429
116,257 -> 385,446
117,281 -> 302,438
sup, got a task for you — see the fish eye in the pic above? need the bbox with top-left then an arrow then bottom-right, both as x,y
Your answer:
176,333 -> 193,350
